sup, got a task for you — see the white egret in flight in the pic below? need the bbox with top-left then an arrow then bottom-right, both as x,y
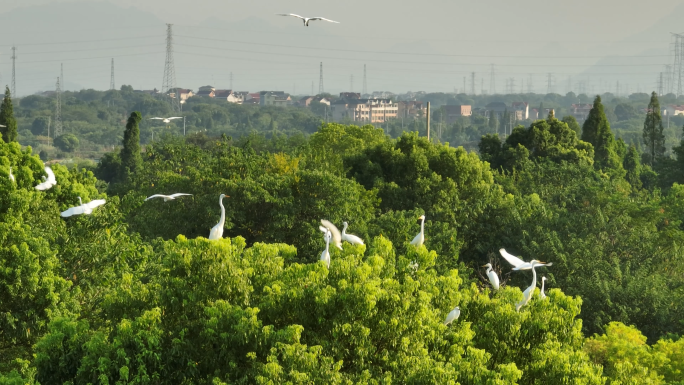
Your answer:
341,222 -> 364,245
209,194 -> 229,240
499,248 -> 553,271
276,14 -> 340,27
516,261 -> 543,312
150,117 -> 182,124
35,166 -> 57,191
443,306 -> 460,325
60,197 -> 106,217
320,219 -> 342,250
540,276 -> 547,300
320,228 -> 332,268
145,193 -> 192,202
8,167 -> 14,183
410,215 -> 426,247
483,263 -> 500,290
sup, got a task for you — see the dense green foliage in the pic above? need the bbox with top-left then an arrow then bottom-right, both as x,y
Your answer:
0,87 -> 17,143
643,92 -> 666,166
4,96 -> 684,383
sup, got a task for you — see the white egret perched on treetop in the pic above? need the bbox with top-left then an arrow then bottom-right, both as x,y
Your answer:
516,261 -> 543,312
482,263 -> 500,290
320,219 -> 342,250
145,193 -> 192,202
443,306 -> 460,325
499,248 -> 553,271
276,13 -> 340,27
320,228 -> 332,268
35,166 -> 57,191
209,194 -> 229,240
341,222 -> 364,245
8,167 -> 14,183
410,215 -> 426,247
60,197 -> 106,218
540,276 -> 547,300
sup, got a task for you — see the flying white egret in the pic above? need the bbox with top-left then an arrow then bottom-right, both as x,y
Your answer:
320,219 -> 342,250
320,228 -> 332,268
209,194 -> 229,240
410,215 -> 426,247
8,167 -> 14,183
540,276 -> 547,300
276,13 -> 340,27
499,248 -> 553,271
145,193 -> 192,202
483,263 -> 500,290
150,117 -> 182,124
341,222 -> 364,245
516,261 -> 543,312
35,166 -> 57,191
60,197 -> 106,217
443,306 -> 460,325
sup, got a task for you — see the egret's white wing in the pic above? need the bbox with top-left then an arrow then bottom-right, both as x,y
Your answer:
168,193 -> 192,199
150,117 -> 165,120
45,167 -> 56,184
410,232 -> 424,246
488,270 -> 500,290
321,220 -> 342,250
310,17 -> 340,23
0,124 -> 5,127
512,261 -> 553,271
443,307 -> 460,325
209,223 -> 223,240
277,13 -> 306,19
319,225 -> 329,234
166,117 -> 182,120
342,233 -> 364,245
61,205 -> 86,217
145,194 -> 168,201
499,248 -> 525,268
84,199 -> 106,210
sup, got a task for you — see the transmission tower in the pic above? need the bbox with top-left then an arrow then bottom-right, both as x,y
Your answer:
162,24 -> 179,110
528,74 -> 533,93
546,73 -> 554,94
658,72 -> 664,96
362,64 -> 367,95
470,72 -> 475,95
489,64 -> 496,94
11,46 -> 16,97
110,59 -> 115,90
318,62 -> 324,94
61,63 -> 64,91
54,78 -> 63,137
672,33 -> 684,97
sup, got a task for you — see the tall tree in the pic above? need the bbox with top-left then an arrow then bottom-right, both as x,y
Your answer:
561,115 -> 581,136
581,95 -> 624,176
642,92 -> 665,166
0,86 -> 17,143
119,111 -> 143,182
623,144 -> 642,189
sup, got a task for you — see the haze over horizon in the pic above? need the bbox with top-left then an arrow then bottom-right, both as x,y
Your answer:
1,0 -> 684,97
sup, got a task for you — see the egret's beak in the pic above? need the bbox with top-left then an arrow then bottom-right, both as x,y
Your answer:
481,264 -> 488,267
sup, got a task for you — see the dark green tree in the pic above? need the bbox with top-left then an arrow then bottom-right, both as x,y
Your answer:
642,92 -> 665,166
623,144 -> 642,189
614,103 -> 639,121
488,112 -> 498,130
119,111 -> 143,182
0,86 -> 18,143
581,96 -> 624,177
561,115 -> 581,136
31,117 -> 50,136
54,133 -> 80,152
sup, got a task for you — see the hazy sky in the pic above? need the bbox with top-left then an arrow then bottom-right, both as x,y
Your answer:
1,0 -> 683,96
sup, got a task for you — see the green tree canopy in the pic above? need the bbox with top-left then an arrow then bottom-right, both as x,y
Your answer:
581,95 -> 625,177
0,87 -> 17,143
643,92 -> 665,166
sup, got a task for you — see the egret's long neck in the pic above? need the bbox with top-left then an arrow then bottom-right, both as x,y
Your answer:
218,197 -> 226,226
342,223 -> 348,235
78,197 -> 82,205
531,265 -> 538,288
486,266 -> 492,275
325,233 -> 331,252
420,217 -> 425,235
541,279 -> 545,292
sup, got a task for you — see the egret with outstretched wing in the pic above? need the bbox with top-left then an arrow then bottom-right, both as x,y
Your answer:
150,117 -> 182,124
145,193 -> 192,202
499,248 -> 553,271
321,219 -> 342,250
277,13 -> 340,27
61,197 -> 106,217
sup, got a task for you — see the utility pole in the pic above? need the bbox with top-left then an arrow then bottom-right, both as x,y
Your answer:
426,102 -> 431,141
11,46 -> 16,97
54,78 -> 63,137
470,72 -> 475,95
319,62 -> 324,94
162,24 -> 180,111
110,58 -> 115,90
362,64 -> 367,95
489,64 -> 496,94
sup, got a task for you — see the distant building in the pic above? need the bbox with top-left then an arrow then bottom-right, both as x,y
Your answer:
397,101 -> 425,118
570,103 -> 593,122
511,102 -> 529,120
444,105 -> 472,124
214,90 -> 244,104
339,92 -> 361,100
196,85 -> 216,98
331,97 -> 398,123
530,108 -> 556,120
485,102 -> 508,118
298,96 -> 331,107
260,91 -> 291,107
176,88 -> 194,101
665,105 -> 684,116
